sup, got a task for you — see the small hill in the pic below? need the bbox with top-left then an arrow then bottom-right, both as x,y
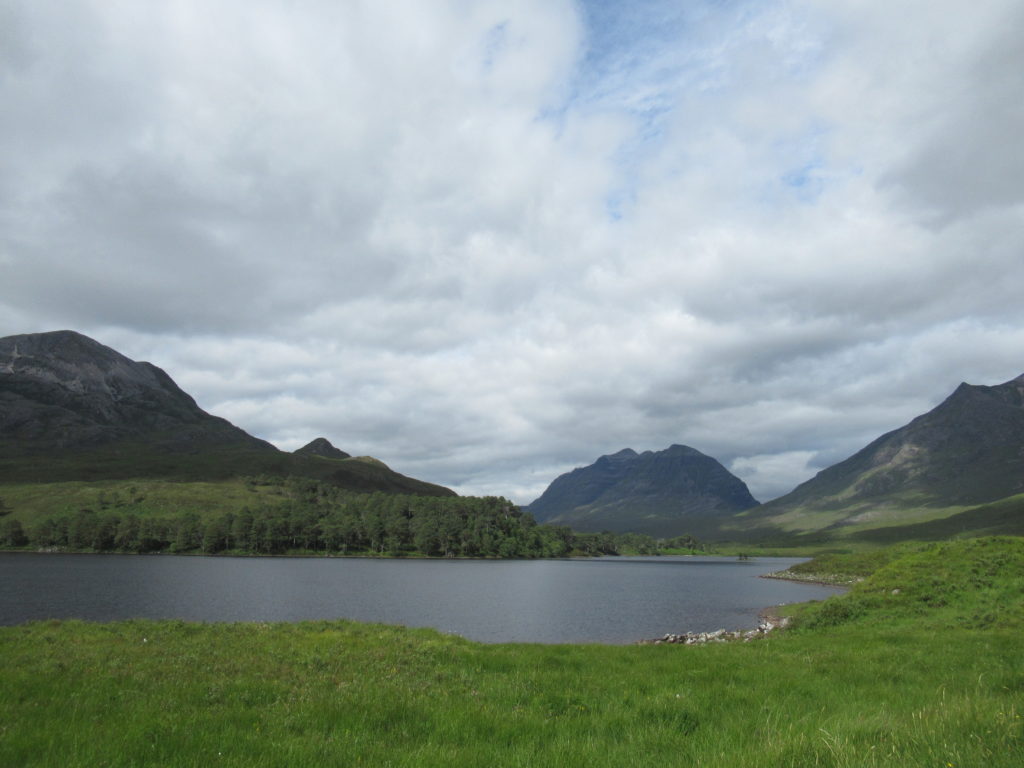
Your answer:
527,444 -> 759,537
792,536 -> 1024,631
0,331 -> 453,497
294,438 -> 351,460
737,374 -> 1024,539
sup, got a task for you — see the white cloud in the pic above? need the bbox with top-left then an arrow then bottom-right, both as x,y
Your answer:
730,452 -> 817,504
2,0 -> 1022,504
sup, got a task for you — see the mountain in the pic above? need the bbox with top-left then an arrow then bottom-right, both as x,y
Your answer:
0,330 -> 453,496
527,444 -> 759,537
738,374 -> 1024,539
0,330 -> 274,453
294,437 -> 351,460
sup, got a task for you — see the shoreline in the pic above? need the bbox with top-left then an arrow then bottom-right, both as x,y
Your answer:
640,611 -> 793,646
0,547 -> 590,562
638,570 -> 851,646
759,569 -> 860,588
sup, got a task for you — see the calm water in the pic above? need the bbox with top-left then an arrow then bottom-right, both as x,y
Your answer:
0,553 -> 842,644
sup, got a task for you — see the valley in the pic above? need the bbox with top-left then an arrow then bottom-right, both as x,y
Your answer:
2,329 -> 1023,767
3,329 -> 1024,553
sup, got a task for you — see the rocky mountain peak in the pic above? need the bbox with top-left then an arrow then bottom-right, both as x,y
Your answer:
596,448 -> 638,465
0,330 -> 267,451
527,443 -> 759,537
0,330 -> 194,406
664,444 -> 703,456
294,437 -> 351,460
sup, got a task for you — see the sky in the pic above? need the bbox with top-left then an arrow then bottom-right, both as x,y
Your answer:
2,0 -> 1023,503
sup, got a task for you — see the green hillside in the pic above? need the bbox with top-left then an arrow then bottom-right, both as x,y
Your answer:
788,536 -> 1024,629
723,376 -> 1024,545
0,442 -> 453,496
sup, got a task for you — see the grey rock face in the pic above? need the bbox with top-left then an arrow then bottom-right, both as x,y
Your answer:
0,330 -> 272,451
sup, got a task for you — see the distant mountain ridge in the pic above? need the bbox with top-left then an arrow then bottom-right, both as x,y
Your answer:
527,444 -> 759,537
0,330 -> 454,497
739,373 -> 1024,539
7,330 -> 1021,542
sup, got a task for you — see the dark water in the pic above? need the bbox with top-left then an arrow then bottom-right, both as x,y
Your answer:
0,552 -> 842,644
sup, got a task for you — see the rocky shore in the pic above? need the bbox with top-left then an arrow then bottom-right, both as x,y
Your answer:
638,566 -> 854,645
761,569 -> 863,587
640,615 -> 790,645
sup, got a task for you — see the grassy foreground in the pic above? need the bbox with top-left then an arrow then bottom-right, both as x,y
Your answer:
1,538 -> 1022,767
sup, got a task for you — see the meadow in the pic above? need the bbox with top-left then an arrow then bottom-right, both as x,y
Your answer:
0,537 -> 1021,767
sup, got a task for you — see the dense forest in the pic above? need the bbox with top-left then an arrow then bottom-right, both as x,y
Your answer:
0,477 -> 703,558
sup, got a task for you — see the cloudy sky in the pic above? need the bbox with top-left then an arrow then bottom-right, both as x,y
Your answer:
2,0 -> 1023,503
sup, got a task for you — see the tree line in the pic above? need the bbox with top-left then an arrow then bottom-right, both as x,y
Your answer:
0,477 -> 705,558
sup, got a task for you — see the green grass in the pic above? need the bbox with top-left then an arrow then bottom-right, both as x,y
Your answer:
851,494 -> 1024,543
792,536 -> 1024,631
0,478 -> 288,525
1,620 -> 1020,767
1,537 -> 1022,767
777,543 -> 931,584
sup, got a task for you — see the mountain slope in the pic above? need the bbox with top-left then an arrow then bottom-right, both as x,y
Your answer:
0,330 -> 453,496
738,374 -> 1024,537
527,444 -> 759,537
0,330 -> 272,453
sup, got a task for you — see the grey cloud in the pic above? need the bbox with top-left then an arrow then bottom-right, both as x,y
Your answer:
2,151 -> 399,334
0,3 -> 34,73
2,0 -> 1023,506
881,5 -> 1024,222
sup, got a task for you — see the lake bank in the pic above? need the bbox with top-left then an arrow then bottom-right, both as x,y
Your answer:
2,537 -> 1020,766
